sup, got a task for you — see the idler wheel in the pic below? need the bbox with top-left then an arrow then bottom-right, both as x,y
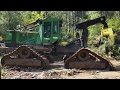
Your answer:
18,47 -> 31,58
77,50 -> 89,61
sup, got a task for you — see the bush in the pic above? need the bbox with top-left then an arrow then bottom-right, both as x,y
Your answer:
0,36 -> 3,41
1,67 -> 8,76
112,45 -> 120,60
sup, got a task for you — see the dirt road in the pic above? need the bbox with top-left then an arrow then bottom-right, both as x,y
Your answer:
1,57 -> 120,79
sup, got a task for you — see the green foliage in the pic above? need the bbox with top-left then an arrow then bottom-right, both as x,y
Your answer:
86,11 -> 102,47
0,11 -> 8,36
0,11 -> 120,60
112,45 -> 120,60
98,38 -> 110,55
0,36 -> 3,41
29,11 -> 46,23
21,11 -> 47,25
111,29 -> 120,60
86,11 -> 101,19
1,67 -> 8,76
61,31 -> 75,42
98,44 -> 107,56
88,24 -> 102,42
108,15 -> 120,30
115,29 -> 120,44
98,36 -> 120,60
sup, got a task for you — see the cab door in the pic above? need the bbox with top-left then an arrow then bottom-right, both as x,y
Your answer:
52,21 -> 59,43
43,22 -> 51,44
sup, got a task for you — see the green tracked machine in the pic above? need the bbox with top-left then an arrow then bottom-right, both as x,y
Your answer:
0,16 -> 115,70
4,18 -> 62,46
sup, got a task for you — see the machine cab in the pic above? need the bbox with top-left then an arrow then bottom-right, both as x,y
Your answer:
38,18 -> 63,44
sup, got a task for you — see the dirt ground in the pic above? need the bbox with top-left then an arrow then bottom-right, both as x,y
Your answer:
1,56 -> 120,79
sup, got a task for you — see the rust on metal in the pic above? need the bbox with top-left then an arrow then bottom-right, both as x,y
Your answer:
64,48 -> 115,71
1,45 -> 49,69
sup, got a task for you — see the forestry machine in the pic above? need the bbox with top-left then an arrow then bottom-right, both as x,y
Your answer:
1,16 -> 115,70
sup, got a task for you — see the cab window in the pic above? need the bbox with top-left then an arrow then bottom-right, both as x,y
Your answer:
44,22 -> 51,38
53,21 -> 58,34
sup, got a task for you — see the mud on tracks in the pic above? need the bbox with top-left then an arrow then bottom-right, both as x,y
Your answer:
1,57 -> 120,79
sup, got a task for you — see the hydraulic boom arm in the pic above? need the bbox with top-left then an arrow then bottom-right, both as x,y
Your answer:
75,16 -> 108,30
